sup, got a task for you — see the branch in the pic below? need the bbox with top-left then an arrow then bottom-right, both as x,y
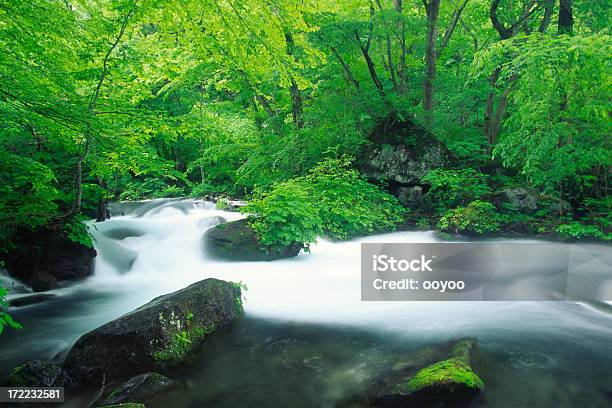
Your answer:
438,0 -> 469,57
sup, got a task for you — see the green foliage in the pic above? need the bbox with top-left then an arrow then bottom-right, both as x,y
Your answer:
242,157 -> 405,247
556,222 -> 611,242
306,157 -> 406,240
63,217 -> 94,248
438,201 -> 501,235
215,197 -> 230,210
0,285 -> 23,336
242,179 -> 323,248
422,169 -> 491,212
475,34 -> 611,191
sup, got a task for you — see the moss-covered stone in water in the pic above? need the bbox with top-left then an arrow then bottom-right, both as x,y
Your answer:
399,338 -> 484,401
100,404 -> 145,408
153,323 -> 216,362
404,358 -> 484,393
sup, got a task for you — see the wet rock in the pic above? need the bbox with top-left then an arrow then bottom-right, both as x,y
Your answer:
102,372 -> 174,405
9,293 -> 58,307
2,227 -> 96,291
63,278 -> 243,386
100,404 -> 145,408
495,188 -> 538,213
372,339 -> 484,406
361,143 -> 449,186
6,360 -> 64,387
395,186 -> 423,209
30,271 -> 59,292
204,219 -> 302,261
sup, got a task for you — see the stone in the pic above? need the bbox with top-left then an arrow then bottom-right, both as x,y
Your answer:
7,360 -> 64,387
102,372 -> 174,405
204,219 -> 302,261
63,278 -> 243,385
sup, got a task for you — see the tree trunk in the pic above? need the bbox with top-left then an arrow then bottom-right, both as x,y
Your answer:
558,0 -> 573,35
284,32 -> 304,129
423,0 -> 440,132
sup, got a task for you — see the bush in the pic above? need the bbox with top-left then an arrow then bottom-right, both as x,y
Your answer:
0,285 -> 22,336
241,157 -> 406,247
422,169 -> 491,212
306,157 -> 406,240
556,222 -> 610,241
241,179 -> 322,247
438,201 -> 501,235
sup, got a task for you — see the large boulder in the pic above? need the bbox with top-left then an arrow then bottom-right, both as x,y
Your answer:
372,339 -> 484,406
361,143 -> 449,186
63,279 -> 243,385
204,219 -> 302,261
358,115 -> 450,208
495,188 -> 538,213
6,360 -> 64,387
2,227 -> 96,291
101,372 -> 175,406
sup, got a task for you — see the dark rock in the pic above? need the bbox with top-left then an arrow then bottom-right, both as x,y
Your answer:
359,116 -> 450,189
361,143 -> 449,186
204,219 -> 302,261
2,227 -> 96,291
102,372 -> 174,405
7,360 -> 64,387
9,293 -> 58,307
100,404 -> 145,408
396,186 -> 423,209
495,188 -> 538,213
548,198 -> 571,215
371,339 -> 484,406
30,271 -> 59,292
63,278 -> 243,386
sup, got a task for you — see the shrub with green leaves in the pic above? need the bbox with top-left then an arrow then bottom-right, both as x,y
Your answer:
438,200 -> 501,235
1,285 -> 22,336
306,157 -> 406,240
422,169 -> 491,213
241,157 -> 406,247
241,179 -> 323,247
556,222 -> 610,242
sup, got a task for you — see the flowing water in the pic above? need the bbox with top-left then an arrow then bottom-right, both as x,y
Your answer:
1,199 -> 611,407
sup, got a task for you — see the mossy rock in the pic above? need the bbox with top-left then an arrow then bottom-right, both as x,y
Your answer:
102,372 -> 174,406
64,279 -> 243,385
7,360 -> 63,387
204,219 -> 302,261
372,339 -> 484,406
100,404 -> 145,408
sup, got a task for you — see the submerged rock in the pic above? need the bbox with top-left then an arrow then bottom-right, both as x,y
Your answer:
102,372 -> 174,405
8,293 -> 58,307
63,278 -> 243,386
7,360 -> 64,387
204,219 -> 302,261
373,339 -> 484,406
2,227 -> 96,292
100,404 -> 145,408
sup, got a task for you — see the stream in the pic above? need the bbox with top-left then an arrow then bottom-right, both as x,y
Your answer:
1,198 -> 611,407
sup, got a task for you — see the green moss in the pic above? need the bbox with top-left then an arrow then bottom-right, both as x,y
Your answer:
153,311 -> 217,362
403,358 -> 484,393
231,281 -> 247,313
100,404 -> 145,408
8,365 -> 28,385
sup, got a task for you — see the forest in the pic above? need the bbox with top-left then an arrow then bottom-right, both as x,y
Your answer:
0,0 -> 610,254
